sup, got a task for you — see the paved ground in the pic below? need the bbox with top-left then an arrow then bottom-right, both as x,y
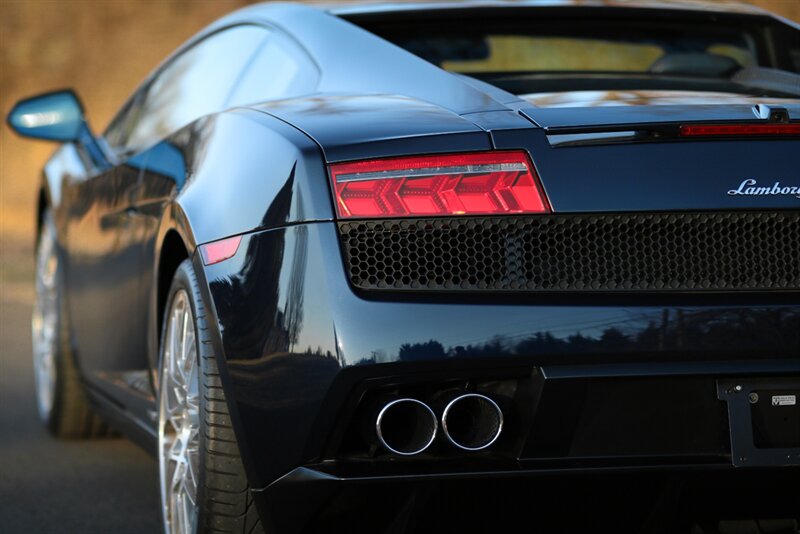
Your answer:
0,246 -> 160,534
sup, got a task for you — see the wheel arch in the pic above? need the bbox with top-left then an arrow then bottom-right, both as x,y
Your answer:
35,178 -> 56,246
36,188 -> 47,239
156,230 -> 189,349
149,201 -> 198,375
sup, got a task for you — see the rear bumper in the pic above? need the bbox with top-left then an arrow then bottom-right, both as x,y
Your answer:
254,466 -> 800,533
196,221 -> 800,525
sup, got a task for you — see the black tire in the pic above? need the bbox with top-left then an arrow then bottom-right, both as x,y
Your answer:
159,259 -> 264,534
33,209 -> 109,438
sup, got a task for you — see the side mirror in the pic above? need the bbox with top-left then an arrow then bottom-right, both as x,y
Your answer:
7,89 -> 85,142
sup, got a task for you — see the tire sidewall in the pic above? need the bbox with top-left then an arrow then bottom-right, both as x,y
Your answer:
158,259 -> 256,534
34,211 -> 67,433
158,259 -> 205,534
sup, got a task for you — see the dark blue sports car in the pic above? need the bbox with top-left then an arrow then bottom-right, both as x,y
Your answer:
7,1 -> 800,533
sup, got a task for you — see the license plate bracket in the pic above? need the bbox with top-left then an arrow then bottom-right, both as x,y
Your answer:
717,377 -> 800,467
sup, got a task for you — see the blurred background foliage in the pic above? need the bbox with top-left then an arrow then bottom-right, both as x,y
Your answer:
1,0 -> 798,249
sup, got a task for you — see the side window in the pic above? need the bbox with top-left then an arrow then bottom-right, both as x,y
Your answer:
120,25 -> 268,152
104,92 -> 144,152
775,25 -> 800,73
227,33 -> 320,107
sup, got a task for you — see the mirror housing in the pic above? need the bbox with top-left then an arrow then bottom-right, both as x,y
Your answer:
7,89 -> 86,142
7,89 -> 110,168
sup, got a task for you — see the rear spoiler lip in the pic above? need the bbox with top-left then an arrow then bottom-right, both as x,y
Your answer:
521,102 -> 800,131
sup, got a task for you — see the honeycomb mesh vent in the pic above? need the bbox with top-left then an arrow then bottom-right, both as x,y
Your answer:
337,211 -> 800,292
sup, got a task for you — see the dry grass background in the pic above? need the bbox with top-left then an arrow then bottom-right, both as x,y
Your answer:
0,0 -> 798,254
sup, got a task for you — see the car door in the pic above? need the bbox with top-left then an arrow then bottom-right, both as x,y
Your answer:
60,107 -> 151,384
65,25 -> 269,383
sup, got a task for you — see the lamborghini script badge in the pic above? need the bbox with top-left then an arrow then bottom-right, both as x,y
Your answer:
728,179 -> 800,199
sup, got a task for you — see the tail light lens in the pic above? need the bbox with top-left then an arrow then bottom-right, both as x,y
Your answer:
329,151 -> 550,219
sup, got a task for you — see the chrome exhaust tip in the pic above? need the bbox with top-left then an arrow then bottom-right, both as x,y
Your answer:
375,398 -> 437,456
442,393 -> 503,451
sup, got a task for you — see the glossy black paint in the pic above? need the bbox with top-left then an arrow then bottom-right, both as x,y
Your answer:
521,102 -> 800,129
62,154 -> 148,377
254,95 -> 493,162
12,1 -> 800,530
201,222 -> 800,488
495,128 -> 800,212
251,466 -> 800,533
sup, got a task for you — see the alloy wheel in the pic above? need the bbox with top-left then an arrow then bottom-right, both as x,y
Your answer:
31,219 -> 59,421
158,290 -> 200,534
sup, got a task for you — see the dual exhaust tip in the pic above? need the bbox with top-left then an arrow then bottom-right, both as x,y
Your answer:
375,394 -> 503,456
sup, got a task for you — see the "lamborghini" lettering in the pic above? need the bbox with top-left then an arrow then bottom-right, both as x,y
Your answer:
728,179 -> 800,199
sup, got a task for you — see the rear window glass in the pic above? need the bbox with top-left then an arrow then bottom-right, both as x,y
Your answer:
389,28 -> 758,75
443,36 -> 665,73
354,13 -> 800,98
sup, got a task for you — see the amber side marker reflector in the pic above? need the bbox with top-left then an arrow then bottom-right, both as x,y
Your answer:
329,151 -> 551,219
200,235 -> 242,266
680,124 -> 800,136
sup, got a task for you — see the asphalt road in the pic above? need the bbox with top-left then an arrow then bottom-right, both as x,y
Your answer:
0,287 -> 160,533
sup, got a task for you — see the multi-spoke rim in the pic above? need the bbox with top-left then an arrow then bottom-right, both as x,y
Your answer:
32,218 -> 58,421
158,290 -> 200,534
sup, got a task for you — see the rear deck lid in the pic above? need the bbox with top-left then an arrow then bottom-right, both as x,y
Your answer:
497,92 -> 800,212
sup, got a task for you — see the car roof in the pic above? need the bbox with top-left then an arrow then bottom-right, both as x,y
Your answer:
220,1 -> 791,40
150,0 -> 794,121
321,0 -> 770,17
223,1 -> 795,38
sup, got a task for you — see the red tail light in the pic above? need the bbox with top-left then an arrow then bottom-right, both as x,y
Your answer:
329,151 -> 550,219
680,124 -> 800,136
